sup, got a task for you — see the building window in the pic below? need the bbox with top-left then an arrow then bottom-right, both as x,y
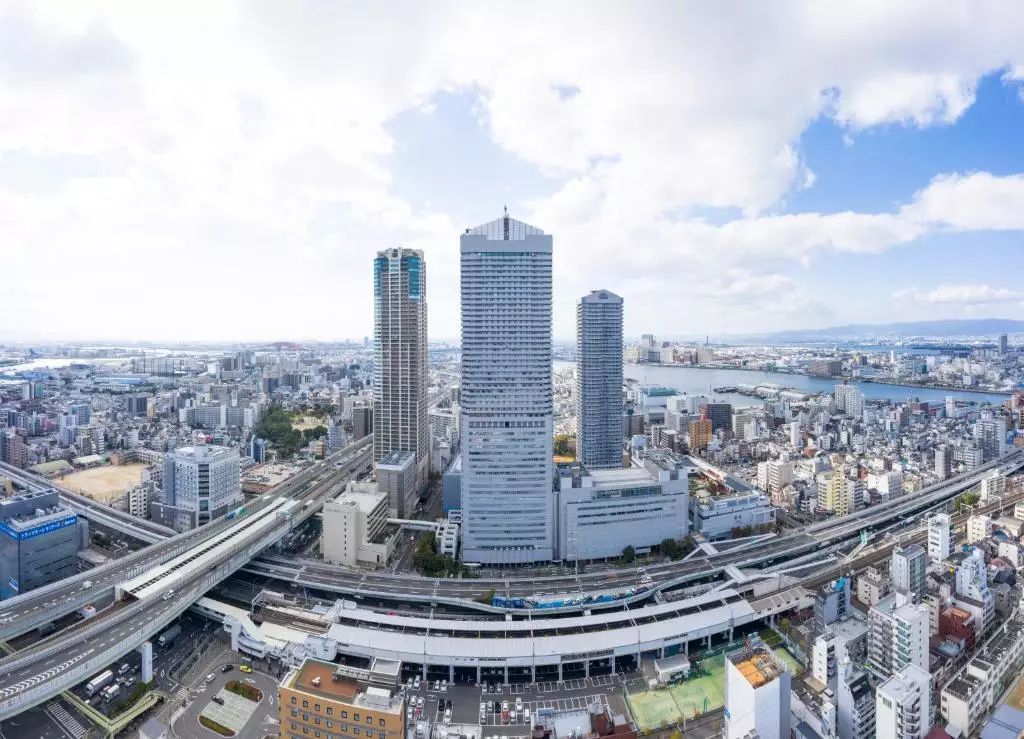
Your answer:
342,712 -> 348,719
315,717 -> 321,725
292,710 -> 298,717
379,719 -> 385,727
304,700 -> 309,708
354,714 -> 359,722
292,697 -> 297,705
354,729 -> 360,735
328,708 -> 333,716
366,716 -> 372,725
316,704 -> 321,712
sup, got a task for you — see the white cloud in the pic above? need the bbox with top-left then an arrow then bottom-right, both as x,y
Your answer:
1,1 -> 1024,340
894,284 -> 1024,305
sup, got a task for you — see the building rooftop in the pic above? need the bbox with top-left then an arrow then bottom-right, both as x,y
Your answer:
168,444 -> 235,461
329,482 -> 387,514
283,658 -> 403,713
377,450 -> 415,469
729,647 -> 785,688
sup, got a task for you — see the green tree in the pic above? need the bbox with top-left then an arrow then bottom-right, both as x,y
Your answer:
621,545 -> 635,564
660,537 -> 681,560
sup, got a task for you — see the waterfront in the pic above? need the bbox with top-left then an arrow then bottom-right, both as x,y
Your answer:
554,361 -> 1008,406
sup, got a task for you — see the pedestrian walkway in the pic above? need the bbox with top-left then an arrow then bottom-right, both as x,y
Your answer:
46,700 -> 88,739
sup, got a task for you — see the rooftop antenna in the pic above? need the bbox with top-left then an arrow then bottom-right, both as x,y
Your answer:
503,204 -> 510,240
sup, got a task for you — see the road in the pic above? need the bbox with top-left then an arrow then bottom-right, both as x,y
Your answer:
0,437 -> 373,641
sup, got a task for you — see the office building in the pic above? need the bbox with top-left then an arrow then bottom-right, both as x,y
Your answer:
1000,333 -> 1009,354
555,462 -> 688,561
869,592 -> 929,676
689,417 -> 713,450
927,513 -> 953,562
161,445 -> 241,526
690,490 -> 775,541
373,247 -> 429,493
0,490 -> 80,600
876,664 -> 931,739
352,405 -> 374,441
575,290 -> 624,470
808,359 -> 843,377
700,402 -> 732,433
790,421 -> 801,448
818,468 -> 860,517
375,450 -> 417,519
890,544 -> 926,599
724,642 -> 791,739
321,482 -> 393,568
838,666 -> 876,739
278,658 -> 405,739
126,395 -> 150,416
459,211 -> 554,563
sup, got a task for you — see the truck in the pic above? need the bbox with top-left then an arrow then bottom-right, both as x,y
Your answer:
157,624 -> 181,647
101,683 -> 120,702
85,670 -> 114,697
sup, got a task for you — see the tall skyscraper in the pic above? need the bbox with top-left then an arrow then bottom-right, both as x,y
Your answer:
575,290 -> 624,469
373,247 -> 429,505
460,211 -> 553,563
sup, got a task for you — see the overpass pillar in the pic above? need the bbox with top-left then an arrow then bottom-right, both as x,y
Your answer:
610,658 -> 615,675
531,664 -> 536,682
476,666 -> 481,684
557,663 -> 562,682
422,663 -> 427,681
503,666 -> 508,684
683,640 -> 688,658
584,661 -> 589,679
728,625 -> 734,642
449,665 -> 454,683
139,641 -> 153,683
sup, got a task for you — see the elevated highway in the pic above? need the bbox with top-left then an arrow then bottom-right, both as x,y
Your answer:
243,449 -> 1024,613
0,440 -> 1017,718
0,436 -> 373,642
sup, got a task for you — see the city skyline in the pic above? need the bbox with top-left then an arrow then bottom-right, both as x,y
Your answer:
2,4 -> 1024,343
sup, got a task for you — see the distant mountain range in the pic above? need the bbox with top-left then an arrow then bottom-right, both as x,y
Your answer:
737,318 -> 1024,343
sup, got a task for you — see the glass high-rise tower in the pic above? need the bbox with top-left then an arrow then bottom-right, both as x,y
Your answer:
575,290 -> 623,469
460,211 -> 553,563
373,247 -> 429,516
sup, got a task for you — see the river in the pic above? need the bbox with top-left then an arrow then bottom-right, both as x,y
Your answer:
553,361 -> 1007,406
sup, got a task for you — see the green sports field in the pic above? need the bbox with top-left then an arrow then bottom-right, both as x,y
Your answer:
628,640 -> 804,732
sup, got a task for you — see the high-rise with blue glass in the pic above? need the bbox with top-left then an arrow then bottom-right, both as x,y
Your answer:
373,247 -> 429,517
460,212 -> 554,563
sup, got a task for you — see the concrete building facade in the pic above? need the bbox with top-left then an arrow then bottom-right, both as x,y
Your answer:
162,445 -> 241,526
459,212 -> 554,563
575,290 -> 624,470
373,247 -> 429,495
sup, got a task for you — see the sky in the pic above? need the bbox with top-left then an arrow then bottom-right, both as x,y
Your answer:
2,1 -> 1024,344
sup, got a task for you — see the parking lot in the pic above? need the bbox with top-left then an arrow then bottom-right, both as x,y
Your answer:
401,674 -> 631,739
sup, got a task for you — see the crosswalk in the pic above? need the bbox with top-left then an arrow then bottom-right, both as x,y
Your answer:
45,701 -> 88,739
174,685 -> 190,701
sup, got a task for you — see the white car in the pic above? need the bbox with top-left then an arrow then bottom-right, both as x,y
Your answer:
441,679 -> 448,692
444,708 -> 452,725
515,697 -> 523,711
413,677 -> 421,690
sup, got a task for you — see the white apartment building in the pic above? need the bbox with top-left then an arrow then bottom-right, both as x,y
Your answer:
941,620 -> 1024,737
724,644 -> 791,739
556,464 -> 688,561
833,383 -> 864,418
756,459 -> 793,495
459,213 -> 554,563
927,512 -> 953,562
373,247 -> 430,494
575,290 -> 624,470
980,469 -> 1007,502
868,592 -> 929,676
890,544 -> 926,599
162,445 -> 241,525
876,664 -> 931,739
966,514 -> 994,544
321,482 -> 394,568
955,547 -> 995,635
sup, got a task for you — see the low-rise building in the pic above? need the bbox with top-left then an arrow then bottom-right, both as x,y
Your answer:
690,489 -> 775,540
321,482 -> 394,568
0,490 -> 81,599
556,462 -> 689,561
278,658 -> 405,739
